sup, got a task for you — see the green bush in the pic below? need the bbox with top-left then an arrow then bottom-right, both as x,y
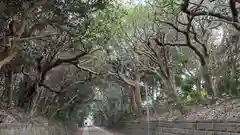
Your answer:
180,77 -> 207,105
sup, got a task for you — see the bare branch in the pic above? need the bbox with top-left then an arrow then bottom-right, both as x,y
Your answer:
0,51 -> 17,70
68,63 -> 98,75
25,19 -> 65,36
134,47 -> 169,79
153,38 -> 188,47
117,71 -> 135,87
41,48 -> 100,82
181,0 -> 240,31
16,33 -> 61,42
157,20 -> 206,66
39,83 -> 63,94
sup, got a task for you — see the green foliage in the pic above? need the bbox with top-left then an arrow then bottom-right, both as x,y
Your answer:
178,76 -> 207,105
181,90 -> 208,105
71,4 -> 127,50
217,69 -> 240,96
181,78 -> 194,97
91,84 -> 131,126
152,0 -> 181,12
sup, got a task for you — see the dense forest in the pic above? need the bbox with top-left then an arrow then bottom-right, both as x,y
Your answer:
0,0 -> 240,127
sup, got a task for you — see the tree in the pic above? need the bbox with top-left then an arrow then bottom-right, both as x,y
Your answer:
0,0 -> 110,116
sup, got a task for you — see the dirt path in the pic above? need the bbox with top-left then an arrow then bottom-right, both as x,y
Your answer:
72,126 -> 125,135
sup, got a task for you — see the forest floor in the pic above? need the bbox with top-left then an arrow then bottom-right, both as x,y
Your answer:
183,98 -> 240,120
0,102 -> 73,131
0,102 -> 49,124
0,98 -> 240,135
143,98 -> 240,121
1,98 -> 240,123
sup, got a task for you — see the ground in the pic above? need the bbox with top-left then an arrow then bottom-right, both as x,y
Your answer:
0,98 -> 240,135
73,126 -> 125,135
138,98 -> 240,121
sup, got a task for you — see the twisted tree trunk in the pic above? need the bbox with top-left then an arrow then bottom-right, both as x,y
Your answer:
118,72 -> 143,114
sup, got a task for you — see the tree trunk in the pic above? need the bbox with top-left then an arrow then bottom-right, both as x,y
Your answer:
133,83 -> 142,111
131,91 -> 138,112
118,72 -> 143,114
163,79 -> 186,114
196,71 -> 202,92
6,71 -> 13,105
30,86 -> 42,116
2,73 -> 8,98
231,61 -> 238,95
212,76 -> 219,97
42,97 -> 49,114
3,71 -> 13,105
120,88 -> 125,111
18,83 -> 37,108
201,65 -> 215,96
133,73 -> 143,115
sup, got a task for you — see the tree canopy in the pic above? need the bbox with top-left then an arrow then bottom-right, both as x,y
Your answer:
1,0 -> 240,126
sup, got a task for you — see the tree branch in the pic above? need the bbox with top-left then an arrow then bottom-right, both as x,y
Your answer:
181,0 -> 240,31
50,94 -> 78,119
135,47 -> 169,79
230,0 -> 239,23
68,62 -> 98,75
41,48 -> 100,83
25,19 -> 65,37
0,51 -> 17,70
39,83 -> 63,94
156,20 -> 206,66
16,33 -> 61,42
16,0 -> 48,37
153,38 -> 188,47
117,71 -> 136,87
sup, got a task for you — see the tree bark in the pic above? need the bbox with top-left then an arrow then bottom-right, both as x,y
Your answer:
118,72 -> 143,113
201,65 -> 214,96
163,79 -> 186,114
18,82 -> 37,109
42,97 -> 49,114
196,71 -> 202,92
212,76 -> 219,97
6,71 -> 13,105
30,85 -> 44,116
133,74 -> 142,112
131,91 -> 138,112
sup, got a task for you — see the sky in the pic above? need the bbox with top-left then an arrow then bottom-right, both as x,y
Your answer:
121,0 -> 146,6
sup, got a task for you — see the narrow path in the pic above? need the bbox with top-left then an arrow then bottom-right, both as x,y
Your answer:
73,126 -> 125,135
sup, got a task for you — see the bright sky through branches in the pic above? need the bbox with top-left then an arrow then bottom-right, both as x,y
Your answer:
121,0 -> 146,6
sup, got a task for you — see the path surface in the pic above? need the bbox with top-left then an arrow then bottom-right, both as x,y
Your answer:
73,126 -> 125,135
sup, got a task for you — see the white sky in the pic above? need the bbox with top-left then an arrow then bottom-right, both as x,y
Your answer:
121,0 -> 145,6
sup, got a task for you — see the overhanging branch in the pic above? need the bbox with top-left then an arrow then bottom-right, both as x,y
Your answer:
39,83 -> 63,94
117,71 -> 136,87
16,33 -> 61,42
181,0 -> 240,31
156,20 -> 206,66
41,48 -> 100,82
